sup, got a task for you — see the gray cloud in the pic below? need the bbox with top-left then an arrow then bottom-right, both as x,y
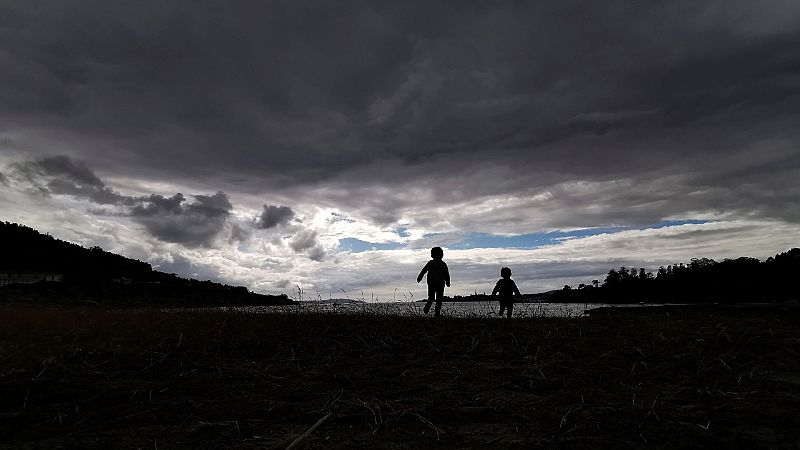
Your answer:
228,222 -> 252,244
307,246 -> 326,262
274,279 -> 291,289
131,193 -> 186,216
152,254 -> 223,282
34,155 -> 103,188
289,229 -> 325,261
129,191 -> 233,247
289,229 -> 319,252
257,205 -> 295,229
8,155 -> 135,205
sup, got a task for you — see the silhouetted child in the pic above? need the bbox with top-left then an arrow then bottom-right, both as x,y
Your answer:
417,247 -> 450,317
492,267 -> 521,318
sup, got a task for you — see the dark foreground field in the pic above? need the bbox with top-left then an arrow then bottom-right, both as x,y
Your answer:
1,305 -> 798,449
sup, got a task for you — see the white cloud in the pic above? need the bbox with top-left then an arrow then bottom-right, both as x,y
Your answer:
4,171 -> 799,301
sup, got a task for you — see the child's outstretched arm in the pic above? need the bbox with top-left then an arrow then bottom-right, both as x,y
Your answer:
491,280 -> 500,296
444,263 -> 451,287
512,280 -> 522,298
417,261 -> 430,283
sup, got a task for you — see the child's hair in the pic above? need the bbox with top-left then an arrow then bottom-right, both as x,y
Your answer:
501,267 -> 512,278
431,247 -> 444,259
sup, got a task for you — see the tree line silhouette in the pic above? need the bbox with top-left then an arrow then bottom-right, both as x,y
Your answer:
555,249 -> 800,303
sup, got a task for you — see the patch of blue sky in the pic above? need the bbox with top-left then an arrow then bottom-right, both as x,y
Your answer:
339,238 -> 404,252
448,229 -> 616,250
449,219 -> 711,250
647,219 -> 709,229
340,220 -> 711,252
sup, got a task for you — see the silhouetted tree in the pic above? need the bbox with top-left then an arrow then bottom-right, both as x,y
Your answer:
588,248 -> 800,304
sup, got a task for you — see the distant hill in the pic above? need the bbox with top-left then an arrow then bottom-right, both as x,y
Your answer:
0,221 -> 292,307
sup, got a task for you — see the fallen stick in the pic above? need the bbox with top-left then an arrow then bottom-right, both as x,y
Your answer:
286,411 -> 334,450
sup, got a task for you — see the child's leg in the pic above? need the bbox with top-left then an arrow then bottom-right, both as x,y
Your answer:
434,286 -> 444,317
506,302 -> 513,318
499,301 -> 506,316
424,285 -> 435,314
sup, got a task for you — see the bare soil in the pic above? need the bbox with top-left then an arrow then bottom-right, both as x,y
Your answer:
1,304 -> 798,449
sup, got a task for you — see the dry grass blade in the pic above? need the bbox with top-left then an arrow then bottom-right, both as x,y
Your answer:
285,411 -> 333,450
408,412 -> 440,440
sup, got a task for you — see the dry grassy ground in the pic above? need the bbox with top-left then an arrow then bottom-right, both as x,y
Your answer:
0,304 -> 798,449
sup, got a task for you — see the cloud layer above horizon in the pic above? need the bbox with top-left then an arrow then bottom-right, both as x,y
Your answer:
2,1 -> 799,298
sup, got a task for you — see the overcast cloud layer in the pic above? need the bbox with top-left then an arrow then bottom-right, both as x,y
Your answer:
1,1 -> 799,298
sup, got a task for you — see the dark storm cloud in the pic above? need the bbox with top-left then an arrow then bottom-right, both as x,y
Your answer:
131,193 -> 186,216
35,155 -> 102,187
127,191 -> 234,247
2,1 -> 800,227
8,155 -> 135,204
6,155 -> 235,247
257,205 -> 295,229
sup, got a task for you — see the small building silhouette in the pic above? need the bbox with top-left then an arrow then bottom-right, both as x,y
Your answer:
0,271 -> 63,287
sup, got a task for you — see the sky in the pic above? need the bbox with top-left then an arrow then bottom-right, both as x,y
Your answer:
2,1 -> 800,300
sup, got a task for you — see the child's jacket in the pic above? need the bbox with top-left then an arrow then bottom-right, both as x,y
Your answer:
419,260 -> 450,287
493,278 -> 521,300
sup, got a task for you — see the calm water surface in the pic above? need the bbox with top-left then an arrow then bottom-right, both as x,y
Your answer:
208,301 -> 647,318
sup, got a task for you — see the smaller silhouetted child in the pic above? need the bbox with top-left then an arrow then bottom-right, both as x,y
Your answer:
417,247 -> 450,317
492,267 -> 521,318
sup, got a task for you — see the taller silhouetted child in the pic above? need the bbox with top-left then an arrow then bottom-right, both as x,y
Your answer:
492,267 -> 521,318
417,247 -> 450,317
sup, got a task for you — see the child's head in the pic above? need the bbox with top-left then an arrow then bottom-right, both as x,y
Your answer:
500,267 -> 512,279
430,247 -> 444,260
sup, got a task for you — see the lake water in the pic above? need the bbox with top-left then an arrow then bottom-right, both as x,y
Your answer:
208,301 -> 644,318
